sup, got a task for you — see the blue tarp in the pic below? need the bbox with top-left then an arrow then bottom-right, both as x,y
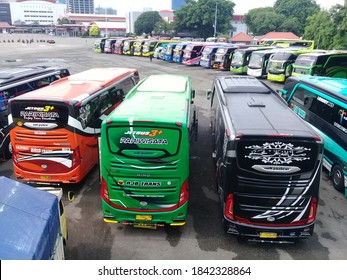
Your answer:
0,176 -> 60,260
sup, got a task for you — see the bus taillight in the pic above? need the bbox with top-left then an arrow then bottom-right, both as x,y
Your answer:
100,177 -> 110,201
225,194 -> 235,220
178,179 -> 189,207
307,197 -> 317,224
72,147 -> 81,167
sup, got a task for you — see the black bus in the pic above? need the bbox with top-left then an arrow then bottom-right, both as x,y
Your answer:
206,76 -> 323,242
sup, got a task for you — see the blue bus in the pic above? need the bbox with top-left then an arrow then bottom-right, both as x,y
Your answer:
280,76 -> 347,196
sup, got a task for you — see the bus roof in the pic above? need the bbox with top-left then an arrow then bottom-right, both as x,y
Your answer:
288,76 -> 347,99
216,76 -> 318,137
11,68 -> 138,103
0,66 -> 64,87
107,74 -> 191,124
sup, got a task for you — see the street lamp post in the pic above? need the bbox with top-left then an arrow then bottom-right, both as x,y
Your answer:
105,8 -> 108,37
213,3 -> 217,38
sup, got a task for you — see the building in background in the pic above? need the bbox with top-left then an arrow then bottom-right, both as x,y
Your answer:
67,0 -> 94,14
95,6 -> 117,15
231,15 -> 247,37
8,1 -> 65,25
126,11 -> 141,34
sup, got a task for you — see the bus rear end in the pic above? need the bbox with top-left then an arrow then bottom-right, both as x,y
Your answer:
100,74 -> 194,228
101,120 -> 189,228
9,100 -> 94,185
223,135 -> 323,242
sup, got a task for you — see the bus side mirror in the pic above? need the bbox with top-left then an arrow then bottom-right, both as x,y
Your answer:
206,89 -> 212,100
191,89 -> 195,98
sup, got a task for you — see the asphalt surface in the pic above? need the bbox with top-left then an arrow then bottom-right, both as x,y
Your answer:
0,34 -> 346,260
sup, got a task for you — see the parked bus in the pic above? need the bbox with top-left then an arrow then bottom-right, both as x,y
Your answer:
291,51 -> 347,78
172,42 -> 190,63
212,45 -> 243,70
141,40 -> 159,57
122,39 -> 137,55
247,48 -> 281,78
260,39 -> 315,50
113,38 -> 128,54
0,66 -> 70,159
181,43 -> 221,66
230,46 -> 274,74
104,38 -> 119,54
279,76 -> 347,195
200,45 -> 224,68
142,40 -> 179,57
93,38 -> 107,53
133,39 -> 148,56
100,74 -> 198,228
163,42 -> 179,61
207,75 -> 323,242
8,68 -> 139,185
267,49 -> 325,82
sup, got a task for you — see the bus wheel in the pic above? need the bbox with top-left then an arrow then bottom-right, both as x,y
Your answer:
4,139 -> 12,159
332,165 -> 345,193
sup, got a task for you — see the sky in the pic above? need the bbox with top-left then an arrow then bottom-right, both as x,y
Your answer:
94,0 -> 345,15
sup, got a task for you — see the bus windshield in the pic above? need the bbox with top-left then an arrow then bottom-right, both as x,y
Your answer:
231,50 -> 244,64
294,55 -> 318,66
248,52 -> 264,68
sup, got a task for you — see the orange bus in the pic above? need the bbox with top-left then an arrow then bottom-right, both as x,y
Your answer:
8,68 -> 139,186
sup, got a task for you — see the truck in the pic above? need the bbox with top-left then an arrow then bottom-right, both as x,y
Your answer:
0,176 -> 65,259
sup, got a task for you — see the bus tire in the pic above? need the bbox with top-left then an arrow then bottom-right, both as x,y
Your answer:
332,164 -> 345,193
4,138 -> 12,160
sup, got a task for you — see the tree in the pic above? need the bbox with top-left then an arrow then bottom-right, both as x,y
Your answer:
89,24 -> 99,37
153,20 -> 174,36
304,11 -> 335,49
174,0 -> 234,38
273,0 -> 320,36
57,17 -> 70,25
134,11 -> 162,36
244,7 -> 284,36
330,4 -> 347,49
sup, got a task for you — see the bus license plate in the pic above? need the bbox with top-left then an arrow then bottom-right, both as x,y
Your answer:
40,175 -> 51,180
133,223 -> 157,230
260,232 -> 277,238
135,215 -> 152,221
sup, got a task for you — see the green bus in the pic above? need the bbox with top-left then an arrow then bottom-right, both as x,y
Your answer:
100,74 -> 198,228
267,49 -> 326,82
279,76 -> 347,196
291,51 -> 347,78
230,46 -> 274,74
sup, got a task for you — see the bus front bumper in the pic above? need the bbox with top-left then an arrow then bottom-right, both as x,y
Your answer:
247,68 -> 262,77
224,217 -> 315,242
267,73 -> 286,82
102,199 -> 188,227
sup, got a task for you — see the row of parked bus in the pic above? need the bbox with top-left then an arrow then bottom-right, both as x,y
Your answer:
1,62 -> 346,242
95,37 -> 347,83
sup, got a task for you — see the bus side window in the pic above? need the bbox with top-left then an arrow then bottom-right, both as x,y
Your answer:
78,97 -> 99,129
309,95 -> 335,124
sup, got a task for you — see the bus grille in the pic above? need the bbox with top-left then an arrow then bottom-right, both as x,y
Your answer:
110,184 -> 177,194
110,160 -> 178,172
15,132 -> 69,141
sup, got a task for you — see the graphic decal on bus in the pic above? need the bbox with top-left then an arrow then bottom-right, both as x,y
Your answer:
245,142 -> 311,165
108,126 -> 180,157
